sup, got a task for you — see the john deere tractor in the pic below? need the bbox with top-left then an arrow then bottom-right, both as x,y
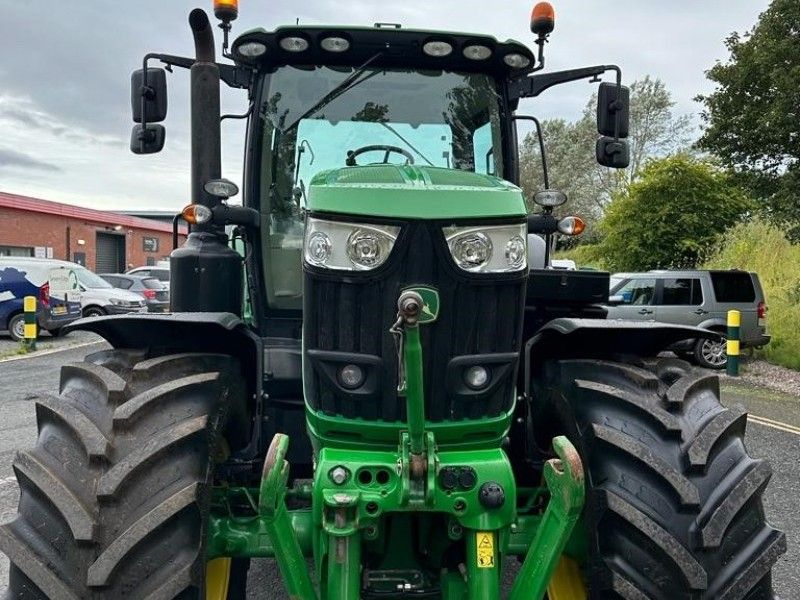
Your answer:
1,2 -> 785,599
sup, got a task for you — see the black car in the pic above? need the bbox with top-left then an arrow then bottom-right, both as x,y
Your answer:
100,274 -> 170,312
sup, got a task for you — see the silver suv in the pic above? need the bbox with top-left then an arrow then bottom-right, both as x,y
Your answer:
607,270 -> 770,369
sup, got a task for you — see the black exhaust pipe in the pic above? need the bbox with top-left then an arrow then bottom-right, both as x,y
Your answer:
170,9 -> 243,315
189,8 -> 216,63
188,8 -> 221,231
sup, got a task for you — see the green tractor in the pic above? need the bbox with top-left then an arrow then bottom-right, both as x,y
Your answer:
1,2 -> 785,598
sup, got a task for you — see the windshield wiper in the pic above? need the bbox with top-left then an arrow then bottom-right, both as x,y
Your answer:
282,52 -> 384,134
379,123 -> 435,167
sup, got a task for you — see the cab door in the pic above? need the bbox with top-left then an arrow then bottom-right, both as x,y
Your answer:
606,277 -> 657,321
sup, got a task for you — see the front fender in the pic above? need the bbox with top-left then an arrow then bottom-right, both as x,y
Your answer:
523,318 -> 721,391
64,311 -> 259,358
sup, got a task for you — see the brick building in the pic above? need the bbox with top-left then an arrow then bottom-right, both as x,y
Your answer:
0,191 -> 187,273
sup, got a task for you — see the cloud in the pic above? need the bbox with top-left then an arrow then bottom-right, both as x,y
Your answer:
0,148 -> 61,172
0,0 -> 772,211
0,96 -> 123,146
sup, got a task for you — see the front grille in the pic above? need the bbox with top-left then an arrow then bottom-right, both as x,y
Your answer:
303,219 -> 526,423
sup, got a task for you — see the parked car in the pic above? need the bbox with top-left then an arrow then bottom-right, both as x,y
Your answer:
126,263 -> 170,290
100,274 -> 170,312
606,269 -> 770,369
0,257 -> 83,340
73,267 -> 147,317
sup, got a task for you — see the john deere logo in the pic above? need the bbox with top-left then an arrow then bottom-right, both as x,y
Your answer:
403,286 -> 439,324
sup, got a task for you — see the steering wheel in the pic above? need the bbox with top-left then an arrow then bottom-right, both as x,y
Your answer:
346,145 -> 415,167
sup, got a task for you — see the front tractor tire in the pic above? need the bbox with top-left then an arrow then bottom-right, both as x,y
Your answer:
0,349 -> 246,599
534,357 -> 785,599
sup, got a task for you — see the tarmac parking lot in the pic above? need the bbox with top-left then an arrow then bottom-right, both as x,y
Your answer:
0,342 -> 796,598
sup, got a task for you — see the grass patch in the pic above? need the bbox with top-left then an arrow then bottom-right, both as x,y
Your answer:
704,220 -> 800,370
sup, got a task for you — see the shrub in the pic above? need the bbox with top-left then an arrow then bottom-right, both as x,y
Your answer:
703,220 -> 800,370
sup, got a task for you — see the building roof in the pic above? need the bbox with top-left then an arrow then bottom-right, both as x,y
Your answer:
0,191 -> 186,234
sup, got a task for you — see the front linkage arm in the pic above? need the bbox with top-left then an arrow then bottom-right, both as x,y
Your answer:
510,436 -> 585,600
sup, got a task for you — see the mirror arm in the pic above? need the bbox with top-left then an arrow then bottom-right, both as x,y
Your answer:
137,53 -> 162,153
509,64 -> 621,100
513,115 -> 549,189
140,52 -> 251,90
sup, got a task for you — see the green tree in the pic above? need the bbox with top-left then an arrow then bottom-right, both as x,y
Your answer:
519,76 -> 692,225
595,154 -> 753,271
696,0 -> 800,235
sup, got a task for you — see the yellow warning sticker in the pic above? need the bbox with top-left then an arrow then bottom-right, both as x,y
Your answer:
476,531 -> 495,568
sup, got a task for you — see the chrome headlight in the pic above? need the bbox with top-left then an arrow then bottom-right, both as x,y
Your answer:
304,217 -> 400,271
443,224 -> 527,273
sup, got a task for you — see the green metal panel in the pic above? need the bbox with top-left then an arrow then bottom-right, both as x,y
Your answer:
307,165 -> 527,219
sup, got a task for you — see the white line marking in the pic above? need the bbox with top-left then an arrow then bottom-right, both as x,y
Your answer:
0,340 -> 105,364
748,414 -> 800,436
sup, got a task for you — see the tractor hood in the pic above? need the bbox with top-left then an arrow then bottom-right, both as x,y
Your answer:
306,165 -> 527,220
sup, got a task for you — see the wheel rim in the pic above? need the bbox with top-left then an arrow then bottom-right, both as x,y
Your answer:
11,318 -> 25,340
206,557 -> 232,600
701,338 -> 727,367
547,556 -> 587,600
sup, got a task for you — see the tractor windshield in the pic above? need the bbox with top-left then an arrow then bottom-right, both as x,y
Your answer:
255,65 -> 506,310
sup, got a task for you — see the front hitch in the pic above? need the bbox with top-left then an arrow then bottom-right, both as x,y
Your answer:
509,435 -> 585,600
259,434 -> 318,600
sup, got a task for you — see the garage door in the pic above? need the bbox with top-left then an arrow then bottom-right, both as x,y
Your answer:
96,232 -> 125,273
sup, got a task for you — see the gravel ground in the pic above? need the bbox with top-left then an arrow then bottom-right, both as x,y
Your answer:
726,357 -> 800,398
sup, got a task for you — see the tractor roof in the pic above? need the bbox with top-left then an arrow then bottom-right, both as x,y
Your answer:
231,25 -> 535,78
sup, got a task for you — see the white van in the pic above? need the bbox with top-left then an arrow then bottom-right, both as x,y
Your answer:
0,257 -> 82,340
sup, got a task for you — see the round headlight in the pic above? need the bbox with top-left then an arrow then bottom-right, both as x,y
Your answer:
321,36 -> 350,53
237,42 -> 267,58
307,232 -> 332,265
347,229 -> 391,269
423,40 -> 453,57
338,364 -> 364,389
503,53 -> 531,69
463,44 -> 492,60
464,365 -> 490,389
505,236 -> 527,269
451,232 -> 492,271
279,36 -> 309,52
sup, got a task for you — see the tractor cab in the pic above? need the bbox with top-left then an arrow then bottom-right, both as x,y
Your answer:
241,26 -> 533,313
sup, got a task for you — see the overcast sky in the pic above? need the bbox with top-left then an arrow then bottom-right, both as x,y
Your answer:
0,0 -> 769,211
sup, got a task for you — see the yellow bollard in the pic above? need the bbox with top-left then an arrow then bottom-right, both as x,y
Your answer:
23,296 -> 37,352
726,310 -> 740,376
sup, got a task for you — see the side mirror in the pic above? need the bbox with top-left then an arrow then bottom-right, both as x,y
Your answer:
596,137 -> 630,169
597,82 -> 629,138
608,294 -> 624,305
130,124 -> 166,154
131,68 -> 168,123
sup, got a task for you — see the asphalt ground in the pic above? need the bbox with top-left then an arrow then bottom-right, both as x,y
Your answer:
0,344 -> 796,598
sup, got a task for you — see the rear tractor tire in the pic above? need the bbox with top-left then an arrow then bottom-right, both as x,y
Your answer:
534,357 -> 785,599
0,348 -> 247,599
